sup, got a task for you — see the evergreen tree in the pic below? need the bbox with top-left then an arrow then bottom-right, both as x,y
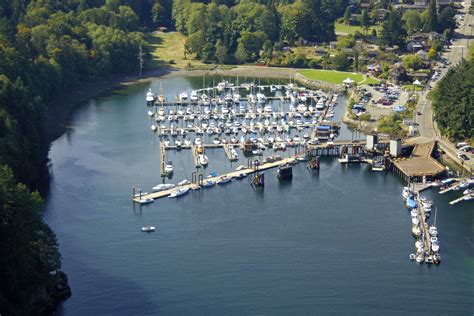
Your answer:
379,9 -> 406,47
423,0 -> 438,32
343,6 -> 351,25
360,9 -> 370,35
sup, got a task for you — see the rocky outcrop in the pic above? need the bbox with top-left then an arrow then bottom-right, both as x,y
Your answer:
30,271 -> 71,315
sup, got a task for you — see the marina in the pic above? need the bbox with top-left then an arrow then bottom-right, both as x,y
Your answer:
44,76 -> 473,314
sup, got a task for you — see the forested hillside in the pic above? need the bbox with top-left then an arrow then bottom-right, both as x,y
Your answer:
0,0 -> 154,313
174,0 -> 348,64
431,57 -> 474,141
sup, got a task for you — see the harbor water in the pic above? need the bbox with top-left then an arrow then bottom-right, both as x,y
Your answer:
44,77 -> 473,315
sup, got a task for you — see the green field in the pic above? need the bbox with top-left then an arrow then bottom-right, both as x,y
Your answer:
146,31 -> 207,69
335,22 -> 380,35
299,69 -> 379,85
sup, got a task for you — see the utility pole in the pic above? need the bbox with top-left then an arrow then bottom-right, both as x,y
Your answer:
138,44 -> 144,79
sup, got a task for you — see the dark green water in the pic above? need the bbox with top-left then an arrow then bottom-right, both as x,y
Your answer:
44,77 -> 473,315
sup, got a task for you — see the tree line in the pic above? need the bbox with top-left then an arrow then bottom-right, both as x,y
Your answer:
431,57 -> 474,141
173,0 -> 348,64
0,0 -> 153,313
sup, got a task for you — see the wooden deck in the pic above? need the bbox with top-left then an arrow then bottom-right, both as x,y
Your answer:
393,141 -> 445,178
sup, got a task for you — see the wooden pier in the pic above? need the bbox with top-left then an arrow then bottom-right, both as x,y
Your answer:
449,192 -> 473,205
438,181 -> 460,194
223,144 -> 234,161
415,193 -> 431,255
133,156 -> 298,202
159,143 -> 167,176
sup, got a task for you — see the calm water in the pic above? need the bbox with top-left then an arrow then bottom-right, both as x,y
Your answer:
44,77 -> 473,315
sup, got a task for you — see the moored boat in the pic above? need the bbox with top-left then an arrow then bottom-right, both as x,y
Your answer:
141,226 -> 155,232
169,187 -> 190,198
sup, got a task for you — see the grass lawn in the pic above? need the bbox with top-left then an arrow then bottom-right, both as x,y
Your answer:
146,31 -> 207,70
298,69 -> 380,85
335,22 -> 380,35
402,84 -> 424,91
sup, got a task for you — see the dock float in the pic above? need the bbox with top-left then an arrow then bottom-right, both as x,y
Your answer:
449,193 -> 474,205
438,181 -> 460,194
132,156 -> 297,202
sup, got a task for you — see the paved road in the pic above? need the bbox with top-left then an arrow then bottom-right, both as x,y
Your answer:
415,0 -> 473,174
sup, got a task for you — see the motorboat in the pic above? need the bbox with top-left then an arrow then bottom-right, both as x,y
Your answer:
202,180 -> 215,188
179,92 -> 188,101
177,179 -> 190,186
406,196 -> 417,209
431,241 -> 440,253
164,160 -> 173,174
411,225 -> 421,238
429,226 -> 438,237
402,187 -> 412,200
190,90 -> 199,102
236,165 -> 246,171
199,154 -> 209,166
415,253 -> 425,264
152,183 -> 175,192
217,176 -> 232,185
138,198 -> 154,205
146,89 -> 155,105
151,124 -> 157,132
141,226 -> 155,232
169,187 -> 190,198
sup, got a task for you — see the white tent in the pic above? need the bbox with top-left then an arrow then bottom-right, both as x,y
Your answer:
343,77 -> 355,84
413,79 -> 421,85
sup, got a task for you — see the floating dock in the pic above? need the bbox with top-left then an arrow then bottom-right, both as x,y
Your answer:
133,156 -> 298,202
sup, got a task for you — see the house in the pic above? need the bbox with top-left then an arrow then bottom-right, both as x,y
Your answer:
314,47 -> 326,56
374,9 -> 390,22
407,41 -> 424,52
349,14 -> 361,25
429,32 -> 446,43
366,50 -> 379,59
367,63 -> 382,76
416,50 -> 429,60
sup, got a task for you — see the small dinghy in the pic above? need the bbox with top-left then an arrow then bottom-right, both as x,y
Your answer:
142,226 -> 155,233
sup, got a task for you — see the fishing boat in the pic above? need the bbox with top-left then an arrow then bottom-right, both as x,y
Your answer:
169,187 -> 190,198
141,226 -> 155,233
152,183 -> 175,192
